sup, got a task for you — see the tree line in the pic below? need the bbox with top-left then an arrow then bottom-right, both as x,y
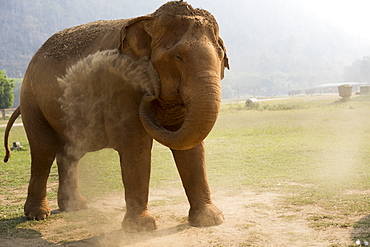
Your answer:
1,0 -> 369,98
344,56 -> 370,83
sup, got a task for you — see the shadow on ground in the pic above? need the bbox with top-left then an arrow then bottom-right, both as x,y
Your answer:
77,223 -> 190,247
0,214 -> 190,247
351,215 -> 370,245
0,216 -> 51,246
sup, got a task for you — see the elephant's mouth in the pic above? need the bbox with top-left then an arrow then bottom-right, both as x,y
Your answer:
149,98 -> 186,132
139,76 -> 221,151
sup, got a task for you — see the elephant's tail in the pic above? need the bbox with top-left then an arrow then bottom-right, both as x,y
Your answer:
4,107 -> 21,163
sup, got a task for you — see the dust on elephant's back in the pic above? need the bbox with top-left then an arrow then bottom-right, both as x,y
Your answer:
57,49 -> 160,156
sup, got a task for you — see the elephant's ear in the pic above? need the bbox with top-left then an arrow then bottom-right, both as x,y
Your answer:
218,37 -> 230,79
118,16 -> 153,59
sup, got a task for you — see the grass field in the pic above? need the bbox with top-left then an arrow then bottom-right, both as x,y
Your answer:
1,94 -> 370,246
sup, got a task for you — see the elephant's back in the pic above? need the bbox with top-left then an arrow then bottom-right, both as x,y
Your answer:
36,19 -> 127,65
20,19 -> 128,135
24,19 -> 128,83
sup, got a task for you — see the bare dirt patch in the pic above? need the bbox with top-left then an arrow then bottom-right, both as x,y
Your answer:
1,187 -> 363,246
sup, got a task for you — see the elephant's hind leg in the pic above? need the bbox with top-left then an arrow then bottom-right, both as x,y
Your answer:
24,124 -> 60,220
24,152 -> 55,220
56,150 -> 88,212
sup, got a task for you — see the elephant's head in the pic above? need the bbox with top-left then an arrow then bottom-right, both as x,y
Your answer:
119,1 -> 229,150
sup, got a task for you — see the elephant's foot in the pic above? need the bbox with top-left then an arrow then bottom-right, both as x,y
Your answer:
188,203 -> 224,227
122,210 -> 158,232
24,198 -> 51,220
58,193 -> 89,212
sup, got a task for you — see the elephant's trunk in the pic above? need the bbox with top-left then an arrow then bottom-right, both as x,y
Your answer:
139,77 -> 221,150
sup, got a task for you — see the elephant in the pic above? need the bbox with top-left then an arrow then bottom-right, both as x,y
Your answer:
3,1 -> 229,232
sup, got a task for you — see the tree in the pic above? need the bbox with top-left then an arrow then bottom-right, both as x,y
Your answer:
343,56 -> 370,83
0,71 -> 15,109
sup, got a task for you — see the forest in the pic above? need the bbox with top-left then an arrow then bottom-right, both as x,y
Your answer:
1,0 -> 370,99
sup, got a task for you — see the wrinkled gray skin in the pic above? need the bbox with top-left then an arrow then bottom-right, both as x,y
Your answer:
4,1 -> 229,232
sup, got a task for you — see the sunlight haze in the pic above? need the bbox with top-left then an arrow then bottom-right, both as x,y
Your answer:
1,0 -> 370,97
301,0 -> 370,40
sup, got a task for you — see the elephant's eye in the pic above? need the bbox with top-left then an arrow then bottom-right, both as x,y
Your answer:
174,54 -> 183,62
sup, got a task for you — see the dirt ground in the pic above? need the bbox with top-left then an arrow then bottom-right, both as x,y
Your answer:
1,185 -> 365,247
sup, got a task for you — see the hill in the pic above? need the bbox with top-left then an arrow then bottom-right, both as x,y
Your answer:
0,0 -> 369,97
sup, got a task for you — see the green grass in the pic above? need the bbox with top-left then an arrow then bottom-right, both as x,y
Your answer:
1,94 -> 370,244
208,95 -> 370,190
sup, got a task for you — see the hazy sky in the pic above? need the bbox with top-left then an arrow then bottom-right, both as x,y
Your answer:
184,0 -> 370,42
301,0 -> 370,40
68,0 -> 370,42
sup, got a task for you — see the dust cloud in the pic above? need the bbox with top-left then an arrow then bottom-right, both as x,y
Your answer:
55,49 -> 160,216
57,49 -> 160,159
314,107 -> 369,186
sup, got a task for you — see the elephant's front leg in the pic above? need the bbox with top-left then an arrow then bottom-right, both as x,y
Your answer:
119,134 -> 157,232
172,142 -> 224,227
